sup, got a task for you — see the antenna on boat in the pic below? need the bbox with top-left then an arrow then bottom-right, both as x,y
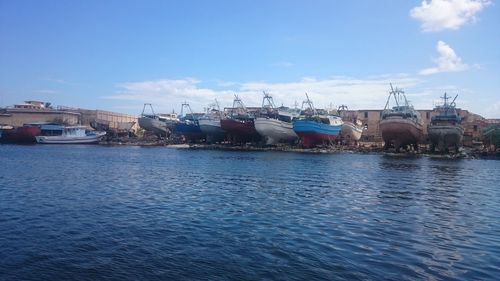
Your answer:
441,92 -> 450,106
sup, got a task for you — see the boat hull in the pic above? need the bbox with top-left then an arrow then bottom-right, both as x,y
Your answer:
35,132 -> 106,144
340,122 -> 363,143
293,120 -> 342,147
220,119 -> 261,143
380,117 -> 423,149
198,119 -> 226,143
428,125 -> 464,151
0,126 -> 41,144
254,118 -> 298,145
174,123 -> 205,142
138,117 -> 169,137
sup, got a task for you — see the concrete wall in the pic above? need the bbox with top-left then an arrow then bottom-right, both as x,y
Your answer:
78,109 -> 139,132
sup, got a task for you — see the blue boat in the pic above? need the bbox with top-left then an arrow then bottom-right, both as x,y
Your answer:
174,102 -> 205,142
293,94 -> 343,147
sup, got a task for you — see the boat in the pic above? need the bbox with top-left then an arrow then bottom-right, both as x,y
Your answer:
35,126 -> 106,144
0,124 -> 41,144
0,122 -> 71,144
198,100 -> 226,143
293,94 -> 343,147
379,84 -> 423,151
338,105 -> 364,145
220,95 -> 261,143
138,103 -> 179,137
428,93 -> 464,152
174,103 -> 205,142
254,92 -> 299,145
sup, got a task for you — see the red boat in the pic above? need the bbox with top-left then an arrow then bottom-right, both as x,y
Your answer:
221,95 -> 261,143
220,118 -> 261,143
0,125 -> 41,144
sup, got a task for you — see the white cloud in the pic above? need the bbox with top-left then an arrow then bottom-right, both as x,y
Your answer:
410,0 -> 491,32
102,75 -> 422,113
238,76 -> 421,110
419,41 -> 468,75
103,78 -> 236,113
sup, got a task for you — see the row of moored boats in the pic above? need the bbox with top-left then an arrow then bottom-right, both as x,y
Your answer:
139,92 -> 364,147
139,85 -> 466,151
0,84 -> 466,151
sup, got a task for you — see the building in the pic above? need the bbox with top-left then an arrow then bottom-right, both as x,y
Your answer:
0,101 -> 80,127
0,101 -> 138,135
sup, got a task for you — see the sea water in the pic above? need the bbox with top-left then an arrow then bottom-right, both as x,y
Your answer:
1,145 -> 499,280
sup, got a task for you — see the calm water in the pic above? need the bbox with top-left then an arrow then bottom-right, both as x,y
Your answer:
1,145 -> 499,281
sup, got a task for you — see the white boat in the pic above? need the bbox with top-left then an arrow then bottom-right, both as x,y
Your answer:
338,105 -> 364,144
35,126 -> 106,144
138,103 -> 179,137
341,121 -> 363,142
254,92 -> 299,145
255,116 -> 298,145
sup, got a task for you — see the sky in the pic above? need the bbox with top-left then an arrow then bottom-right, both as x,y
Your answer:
0,0 -> 499,118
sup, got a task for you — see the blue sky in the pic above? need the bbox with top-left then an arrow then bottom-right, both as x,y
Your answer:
1,0 -> 499,117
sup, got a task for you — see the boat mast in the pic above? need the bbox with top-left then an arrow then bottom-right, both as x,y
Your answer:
261,91 -> 275,109
302,93 -> 317,115
338,104 -> 348,118
384,84 -> 394,110
387,83 -> 409,110
141,103 -> 155,116
180,102 -> 194,120
214,99 -> 221,111
232,94 -> 248,117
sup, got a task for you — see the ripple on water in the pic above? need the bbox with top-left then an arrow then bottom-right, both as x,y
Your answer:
1,145 -> 500,280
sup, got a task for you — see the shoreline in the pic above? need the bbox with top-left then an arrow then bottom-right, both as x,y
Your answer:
98,140 -> 500,159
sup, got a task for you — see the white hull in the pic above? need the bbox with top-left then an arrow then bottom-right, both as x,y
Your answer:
341,122 -> 363,141
138,117 -> 177,135
255,118 -> 298,144
36,132 -> 106,144
138,117 -> 168,133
